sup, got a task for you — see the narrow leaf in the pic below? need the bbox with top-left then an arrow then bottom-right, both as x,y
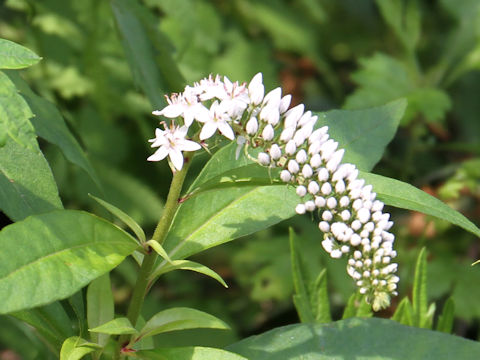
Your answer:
147,240 -> 173,263
133,347 -> 247,360
89,318 -> 137,335
311,270 -> 331,323
90,194 -> 145,243
87,274 -> 114,345
151,259 -> 228,288
437,297 -> 455,334
0,136 -> 62,221
0,210 -> 139,314
0,38 -> 41,69
392,297 -> 414,326
361,171 -> 480,238
136,308 -> 230,341
60,336 -> 101,360
412,247 -> 428,328
342,293 -> 373,319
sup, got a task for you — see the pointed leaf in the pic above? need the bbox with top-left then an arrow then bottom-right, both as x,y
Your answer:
412,248 -> 428,328
227,318 -> 480,359
151,259 -> 228,288
87,274 -> 114,345
60,336 -> 101,360
7,71 -> 99,186
317,99 -> 406,171
147,240 -> 173,263
68,291 -> 87,339
311,270 -> 331,323
90,194 -> 145,243
0,39 -> 41,69
0,210 -> 139,314
342,293 -> 372,320
361,172 -> 480,238
133,347 -> 247,360
0,70 -> 37,150
89,318 -> 137,335
392,297 -> 414,326
137,308 -> 230,341
0,136 -> 63,221
437,297 -> 455,333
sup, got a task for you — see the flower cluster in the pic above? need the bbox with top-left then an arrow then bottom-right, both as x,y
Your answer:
148,73 -> 399,310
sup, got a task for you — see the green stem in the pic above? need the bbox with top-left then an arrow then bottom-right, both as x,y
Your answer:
117,153 -> 193,353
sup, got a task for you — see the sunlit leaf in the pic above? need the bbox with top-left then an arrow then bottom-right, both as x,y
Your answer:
0,38 -> 41,69
89,318 -> 137,335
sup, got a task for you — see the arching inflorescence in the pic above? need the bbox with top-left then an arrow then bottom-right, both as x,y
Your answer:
148,73 -> 399,311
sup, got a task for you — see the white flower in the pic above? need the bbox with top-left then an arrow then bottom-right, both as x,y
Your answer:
153,91 -> 209,127
147,124 -> 201,170
197,101 -> 235,140
248,73 -> 264,105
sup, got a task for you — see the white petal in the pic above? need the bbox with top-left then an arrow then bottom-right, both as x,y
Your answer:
218,122 -> 235,140
161,104 -> 184,118
147,146 -> 169,161
169,149 -> 184,170
180,139 -> 202,152
200,122 -> 218,140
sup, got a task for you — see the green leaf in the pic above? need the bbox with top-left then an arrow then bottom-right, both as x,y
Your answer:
136,308 -> 230,341
89,318 -> 137,335
87,274 -> 114,346
0,70 -> 37,150
227,318 -> 480,359
344,53 -> 451,124
412,247 -> 428,328
60,336 -> 101,360
0,39 -> 41,69
342,293 -> 373,320
90,194 -> 145,244
6,71 -> 99,186
392,297 -> 414,326
289,228 -> 315,323
361,172 -> 480,238
151,259 -> 228,288
147,240 -> 173,263
0,136 -> 63,221
111,0 -> 185,107
317,99 -> 406,171
436,297 -> 455,333
311,270 -> 332,323
133,347 -> 247,360
0,210 -> 139,314
68,291 -> 87,339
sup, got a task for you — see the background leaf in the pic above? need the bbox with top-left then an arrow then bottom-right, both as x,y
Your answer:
227,318 -> 480,359
89,317 -> 137,335
87,274 -> 114,346
134,346 -> 247,360
0,38 -> 41,69
0,210 -> 138,314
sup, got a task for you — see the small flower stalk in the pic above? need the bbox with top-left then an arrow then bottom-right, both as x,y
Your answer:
148,73 -> 399,310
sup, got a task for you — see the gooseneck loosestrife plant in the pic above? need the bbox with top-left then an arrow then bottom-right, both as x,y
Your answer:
147,73 -> 399,312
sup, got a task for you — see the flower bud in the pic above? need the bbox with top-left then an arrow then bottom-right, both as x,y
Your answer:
246,117 -> 258,135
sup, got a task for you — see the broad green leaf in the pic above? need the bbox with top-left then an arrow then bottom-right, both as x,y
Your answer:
311,270 -> 331,323
412,247 -> 428,328
90,194 -> 145,244
151,259 -> 228,288
392,297 -> 414,326
7,71 -> 99,186
344,53 -> 451,124
0,70 -> 37,149
111,0 -> 185,107
0,38 -> 41,69
136,308 -> 230,341
437,297 -> 455,333
0,136 -> 63,221
11,302 -> 75,352
289,228 -> 314,323
133,347 -> 247,360
89,318 -> 137,335
147,240 -> 173,263
0,210 -> 139,314
163,184 -> 298,260
87,274 -> 114,346
317,99 -> 406,171
227,318 -> 480,359
60,336 -> 101,360
342,293 -> 372,320
361,172 -> 480,238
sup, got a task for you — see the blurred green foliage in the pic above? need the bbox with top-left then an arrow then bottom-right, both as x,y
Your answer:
1,0 -> 480,355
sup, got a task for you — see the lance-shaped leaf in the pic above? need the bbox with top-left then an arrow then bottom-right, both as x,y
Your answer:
60,336 -> 101,360
0,136 -> 63,221
151,259 -> 228,288
135,308 -> 230,342
133,347 -> 247,360
87,274 -> 114,346
436,297 -> 455,334
342,293 -> 373,320
0,39 -> 41,69
0,210 -> 139,314
412,247 -> 429,328
361,171 -> 480,238
89,318 -> 137,335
